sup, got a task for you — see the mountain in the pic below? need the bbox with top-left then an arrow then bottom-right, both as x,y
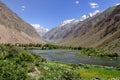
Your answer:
0,2 -> 44,44
43,18 -> 80,42
44,10 -> 101,43
44,5 -> 120,53
31,24 -> 49,37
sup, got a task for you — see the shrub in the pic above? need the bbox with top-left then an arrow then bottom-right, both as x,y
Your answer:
0,61 -> 30,80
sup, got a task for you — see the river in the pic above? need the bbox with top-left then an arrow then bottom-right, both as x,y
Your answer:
28,49 -> 120,67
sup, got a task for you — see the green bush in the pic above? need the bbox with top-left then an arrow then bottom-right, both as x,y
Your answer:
0,61 -> 30,80
80,48 -> 119,57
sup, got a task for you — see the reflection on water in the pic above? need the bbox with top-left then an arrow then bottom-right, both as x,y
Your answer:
28,49 -> 120,67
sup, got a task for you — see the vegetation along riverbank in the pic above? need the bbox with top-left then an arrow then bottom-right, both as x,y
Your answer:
9,43 -> 119,58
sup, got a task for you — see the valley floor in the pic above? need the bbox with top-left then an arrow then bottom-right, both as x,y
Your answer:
0,44 -> 120,80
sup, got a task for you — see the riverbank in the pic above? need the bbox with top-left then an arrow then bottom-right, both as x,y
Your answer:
4,43 -> 119,57
77,48 -> 119,57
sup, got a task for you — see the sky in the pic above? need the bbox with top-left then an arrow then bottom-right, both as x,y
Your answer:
1,0 -> 120,30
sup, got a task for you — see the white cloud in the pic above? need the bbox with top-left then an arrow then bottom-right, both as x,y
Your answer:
75,1 -> 79,4
89,2 -> 99,8
21,6 -> 26,11
22,6 -> 26,9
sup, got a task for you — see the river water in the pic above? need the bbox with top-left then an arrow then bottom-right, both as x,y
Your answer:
28,49 -> 120,67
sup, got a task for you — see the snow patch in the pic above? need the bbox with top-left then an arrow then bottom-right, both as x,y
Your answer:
31,24 -> 49,36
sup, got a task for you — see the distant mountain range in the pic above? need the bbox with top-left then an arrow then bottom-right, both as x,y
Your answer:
31,24 -> 49,37
32,10 -> 100,37
0,2 -> 44,44
44,5 -> 120,53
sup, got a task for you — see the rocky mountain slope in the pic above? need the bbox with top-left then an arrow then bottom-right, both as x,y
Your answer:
44,5 -> 120,51
0,2 -> 43,44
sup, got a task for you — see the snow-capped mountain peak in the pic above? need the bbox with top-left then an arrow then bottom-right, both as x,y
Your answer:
56,10 -> 101,28
80,10 -> 100,21
61,19 -> 75,26
115,3 -> 120,6
31,24 -> 49,37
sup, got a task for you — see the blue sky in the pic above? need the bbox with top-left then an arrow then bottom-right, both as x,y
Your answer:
1,0 -> 120,30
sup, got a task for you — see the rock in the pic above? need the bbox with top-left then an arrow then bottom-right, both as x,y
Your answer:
93,77 -> 100,80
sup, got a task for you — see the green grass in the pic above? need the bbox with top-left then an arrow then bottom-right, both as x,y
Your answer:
76,66 -> 120,80
38,62 -> 81,80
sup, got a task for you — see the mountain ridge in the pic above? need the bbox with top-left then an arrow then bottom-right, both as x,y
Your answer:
44,9 -> 101,43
